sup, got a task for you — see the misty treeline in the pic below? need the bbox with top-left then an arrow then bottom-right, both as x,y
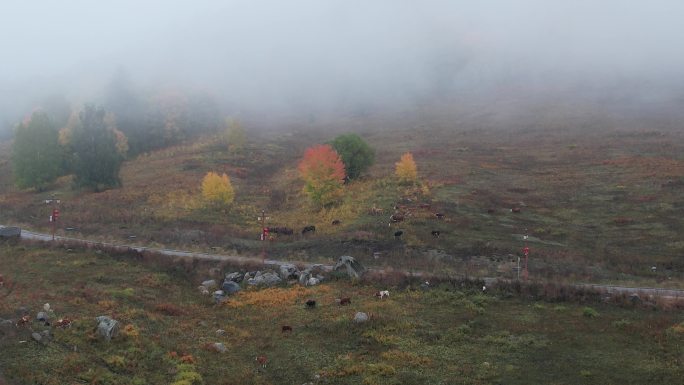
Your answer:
10,69 -> 223,191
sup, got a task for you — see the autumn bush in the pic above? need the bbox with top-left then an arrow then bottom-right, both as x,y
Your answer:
298,144 -> 346,206
201,171 -> 235,206
395,152 -> 417,183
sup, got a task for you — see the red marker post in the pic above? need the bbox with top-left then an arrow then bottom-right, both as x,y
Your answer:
51,208 -> 60,240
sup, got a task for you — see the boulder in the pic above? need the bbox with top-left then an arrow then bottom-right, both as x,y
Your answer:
215,329 -> 225,336
225,272 -> 243,283
221,280 -> 241,295
306,277 -> 320,286
353,312 -> 369,323
213,290 -> 227,303
36,312 -> 49,322
299,269 -> 312,285
279,264 -> 300,281
198,286 -> 210,295
248,272 -> 281,287
201,279 -> 217,289
95,316 -> 120,341
0,319 -> 16,339
333,256 -> 366,278
262,272 -> 282,286
212,342 -> 227,353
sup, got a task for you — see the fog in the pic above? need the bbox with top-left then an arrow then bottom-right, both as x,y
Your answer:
2,0 -> 684,136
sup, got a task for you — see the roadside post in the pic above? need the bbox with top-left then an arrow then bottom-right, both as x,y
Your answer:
45,195 -> 61,241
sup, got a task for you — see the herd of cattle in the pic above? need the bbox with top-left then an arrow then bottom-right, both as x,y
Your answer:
263,201 -> 523,241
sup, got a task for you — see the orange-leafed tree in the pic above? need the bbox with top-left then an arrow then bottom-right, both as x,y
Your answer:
298,144 -> 346,206
395,152 -> 418,183
202,172 -> 235,207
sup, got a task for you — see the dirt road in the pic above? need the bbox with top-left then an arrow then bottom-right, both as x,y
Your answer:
6,226 -> 683,299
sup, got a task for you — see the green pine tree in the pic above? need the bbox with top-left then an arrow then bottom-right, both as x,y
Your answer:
12,111 -> 63,191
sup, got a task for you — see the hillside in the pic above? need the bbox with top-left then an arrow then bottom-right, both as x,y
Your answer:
0,244 -> 682,385
1,108 -> 684,287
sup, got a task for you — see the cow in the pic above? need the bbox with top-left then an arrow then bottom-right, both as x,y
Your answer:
390,214 -> 404,223
256,355 -> 268,368
269,227 -> 294,235
368,206 -> 384,215
431,230 -> 440,238
55,318 -> 72,328
332,219 -> 341,226
339,297 -> 351,306
375,290 -> 390,299
305,299 -> 317,308
511,207 -> 521,213
302,225 -> 316,235
16,315 -> 30,327
394,230 -> 403,238
281,325 -> 293,333
434,213 -> 445,219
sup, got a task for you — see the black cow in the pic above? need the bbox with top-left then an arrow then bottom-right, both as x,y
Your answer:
305,299 -> 317,308
434,213 -> 445,219
302,225 -> 316,235
332,219 -> 341,225
394,230 -> 403,238
390,214 -> 404,223
431,230 -> 440,238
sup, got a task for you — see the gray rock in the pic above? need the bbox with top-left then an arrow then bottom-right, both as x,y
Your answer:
243,272 -> 251,281
213,290 -> 227,303
36,312 -> 49,322
225,272 -> 243,283
262,272 -> 282,286
333,256 -> 366,278
215,329 -> 225,336
221,280 -> 241,295
353,312 -> 369,323
32,332 -> 42,343
299,269 -> 312,285
198,285 -> 210,295
0,319 -> 16,338
212,342 -> 227,353
248,272 -> 281,287
95,316 -> 120,341
201,279 -> 217,289
306,277 -> 320,286
279,264 -> 300,280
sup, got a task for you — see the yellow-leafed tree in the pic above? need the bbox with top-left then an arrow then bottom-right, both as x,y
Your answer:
395,152 -> 418,183
202,172 -> 235,206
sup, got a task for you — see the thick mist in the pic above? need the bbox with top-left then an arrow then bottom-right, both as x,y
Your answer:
2,0 -> 684,136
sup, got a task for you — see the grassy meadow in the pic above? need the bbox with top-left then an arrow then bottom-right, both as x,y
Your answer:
0,243 -> 682,385
0,116 -> 683,286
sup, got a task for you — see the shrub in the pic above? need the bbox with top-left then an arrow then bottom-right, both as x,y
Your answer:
582,307 -> 599,318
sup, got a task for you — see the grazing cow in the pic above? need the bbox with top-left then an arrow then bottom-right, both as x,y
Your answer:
394,230 -> 403,238
511,207 -> 521,213
390,214 -> 404,223
368,206 -> 384,215
375,290 -> 390,299
332,219 -> 341,225
281,325 -> 293,333
16,315 -> 30,327
256,355 -> 268,368
435,213 -> 445,220
339,297 -> 351,306
301,225 -> 316,235
305,299 -> 317,308
269,227 -> 294,235
55,318 -> 72,328
431,230 -> 440,238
